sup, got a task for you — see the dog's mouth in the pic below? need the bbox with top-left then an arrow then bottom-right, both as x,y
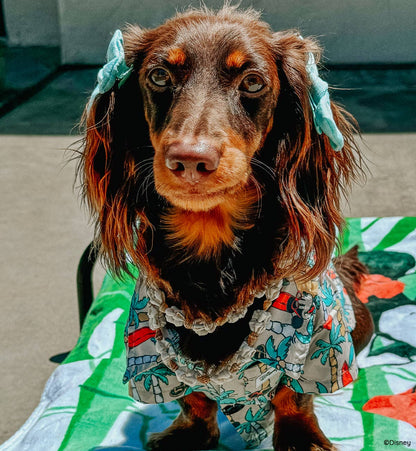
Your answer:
155,180 -> 248,212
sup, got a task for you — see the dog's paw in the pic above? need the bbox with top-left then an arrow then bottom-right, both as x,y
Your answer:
273,415 -> 335,451
146,419 -> 219,451
274,436 -> 336,451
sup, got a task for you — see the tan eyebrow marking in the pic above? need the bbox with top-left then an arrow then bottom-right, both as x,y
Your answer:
225,50 -> 247,69
167,48 -> 186,66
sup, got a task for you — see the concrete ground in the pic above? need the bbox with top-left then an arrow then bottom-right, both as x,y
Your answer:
0,64 -> 415,444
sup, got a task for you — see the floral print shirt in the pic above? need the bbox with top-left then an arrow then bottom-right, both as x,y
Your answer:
123,263 -> 358,448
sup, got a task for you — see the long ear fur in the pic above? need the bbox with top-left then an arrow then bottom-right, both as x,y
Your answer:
78,29 -> 153,276
270,32 -> 364,281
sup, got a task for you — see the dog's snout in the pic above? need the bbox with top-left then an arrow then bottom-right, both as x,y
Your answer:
165,141 -> 220,183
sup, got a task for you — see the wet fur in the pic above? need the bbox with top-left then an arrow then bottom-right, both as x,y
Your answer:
79,6 -> 373,450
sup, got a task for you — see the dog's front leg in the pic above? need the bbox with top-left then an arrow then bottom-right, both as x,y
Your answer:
272,386 -> 334,451
147,392 -> 220,451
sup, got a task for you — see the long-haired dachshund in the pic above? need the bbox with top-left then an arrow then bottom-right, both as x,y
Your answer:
79,6 -> 374,451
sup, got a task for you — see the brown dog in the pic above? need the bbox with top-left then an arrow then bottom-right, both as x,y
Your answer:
80,6 -> 373,450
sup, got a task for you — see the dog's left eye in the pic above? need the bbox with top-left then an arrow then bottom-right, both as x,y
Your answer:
149,68 -> 172,87
239,74 -> 265,93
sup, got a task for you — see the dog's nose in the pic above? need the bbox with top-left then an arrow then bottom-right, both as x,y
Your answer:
165,141 -> 220,183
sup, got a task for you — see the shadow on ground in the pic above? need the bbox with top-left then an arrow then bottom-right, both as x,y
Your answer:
325,67 -> 416,133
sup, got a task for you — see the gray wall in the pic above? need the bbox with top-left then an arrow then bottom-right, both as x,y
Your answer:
4,0 -> 416,64
3,0 -> 60,46
58,0 -> 416,65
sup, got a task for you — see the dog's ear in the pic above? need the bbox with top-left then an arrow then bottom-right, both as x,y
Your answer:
80,27 -> 152,275
270,32 -> 363,280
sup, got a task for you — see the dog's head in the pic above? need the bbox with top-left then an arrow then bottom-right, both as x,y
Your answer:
125,10 -> 281,213
81,7 -> 362,279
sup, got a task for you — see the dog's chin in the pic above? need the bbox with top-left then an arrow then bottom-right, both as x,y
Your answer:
163,192 -> 227,212
157,185 -> 245,212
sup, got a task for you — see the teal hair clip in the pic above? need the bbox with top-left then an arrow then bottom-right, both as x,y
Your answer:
88,30 -> 132,109
306,52 -> 344,151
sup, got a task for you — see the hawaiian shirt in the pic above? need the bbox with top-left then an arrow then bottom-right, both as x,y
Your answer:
123,262 -> 358,448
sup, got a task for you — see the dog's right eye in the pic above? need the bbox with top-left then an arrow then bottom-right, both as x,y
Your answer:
149,68 -> 172,87
239,74 -> 265,93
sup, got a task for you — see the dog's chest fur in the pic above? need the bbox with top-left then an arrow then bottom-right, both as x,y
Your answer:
143,188 -> 284,365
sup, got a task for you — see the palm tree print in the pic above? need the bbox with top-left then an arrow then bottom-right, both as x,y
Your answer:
134,364 -> 174,403
127,294 -> 150,328
311,323 -> 346,391
319,278 -> 336,307
235,406 -> 270,447
255,335 -> 292,370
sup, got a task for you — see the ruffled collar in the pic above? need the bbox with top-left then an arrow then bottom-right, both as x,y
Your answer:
136,275 -> 284,386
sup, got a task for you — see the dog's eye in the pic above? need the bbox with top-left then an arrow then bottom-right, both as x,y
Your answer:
149,68 -> 171,87
240,74 -> 265,93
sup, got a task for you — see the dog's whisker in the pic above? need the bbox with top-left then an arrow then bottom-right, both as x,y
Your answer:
138,170 -> 156,205
137,170 -> 153,198
251,158 -> 276,180
135,156 -> 154,167
138,157 -> 154,167
144,177 -> 155,204
249,175 -> 263,219
136,162 -> 154,175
